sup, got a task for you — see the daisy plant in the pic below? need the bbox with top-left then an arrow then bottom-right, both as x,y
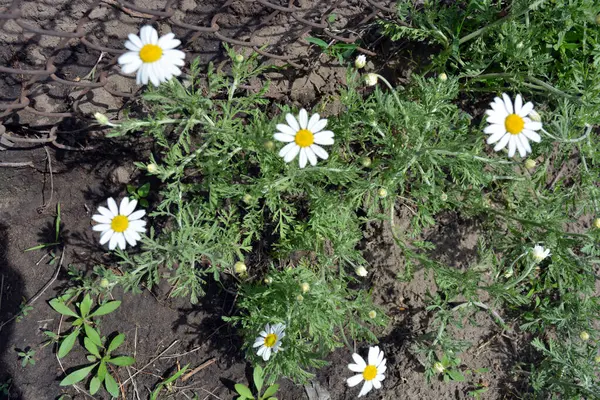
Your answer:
347,346 -> 387,397
92,197 -> 146,250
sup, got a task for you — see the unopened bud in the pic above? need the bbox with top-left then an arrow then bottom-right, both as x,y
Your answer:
234,54 -> 244,63
361,157 -> 372,168
355,266 -> 368,277
368,310 -> 377,319
595,355 -> 600,363
300,282 -> 310,293
364,73 -> 378,87
593,218 -> 600,229
580,331 -> 590,341
296,294 -> 304,302
99,278 -> 110,288
529,110 -> 541,122
243,194 -> 253,204
516,42 -> 524,49
355,55 -> 367,69
147,163 -> 158,174
378,188 -> 388,198
234,261 -> 247,274
94,112 -> 110,126
504,268 -> 514,278
438,73 -> 448,82
524,159 -> 536,169
433,362 -> 445,374
440,193 -> 448,202
596,13 -> 600,25
264,140 -> 275,150
264,276 -> 273,285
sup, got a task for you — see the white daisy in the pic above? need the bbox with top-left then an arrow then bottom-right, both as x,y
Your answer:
347,346 -> 387,397
118,26 -> 185,87
484,93 -> 543,158
532,245 -> 550,263
252,323 -> 285,361
274,109 -> 334,168
92,197 -> 146,250
355,55 -> 367,69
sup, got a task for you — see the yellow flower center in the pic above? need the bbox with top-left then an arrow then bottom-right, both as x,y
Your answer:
111,215 -> 129,233
139,44 -> 163,63
505,114 -> 524,135
264,333 -> 277,347
295,129 -> 314,148
363,365 -> 377,381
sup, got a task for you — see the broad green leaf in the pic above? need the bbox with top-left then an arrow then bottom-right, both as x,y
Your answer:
84,337 -> 101,358
140,199 -> 149,208
109,356 -> 135,366
104,373 -> 119,398
253,365 -> 264,392
305,36 -> 329,49
138,183 -> 150,197
80,294 -> 92,318
263,384 -> 279,398
58,329 -> 79,358
447,369 -> 465,382
84,324 -> 102,347
89,376 -> 101,395
49,300 -> 79,318
150,365 -> 189,400
235,383 -> 254,399
107,333 -> 125,353
90,301 -> 121,318
97,361 -> 107,382
59,363 -> 97,386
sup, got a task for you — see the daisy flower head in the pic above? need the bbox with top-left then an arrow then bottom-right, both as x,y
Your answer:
92,197 -> 146,250
118,26 -> 185,87
347,346 -> 386,397
484,93 -> 542,158
274,109 -> 334,168
532,245 -> 550,263
253,323 -> 285,361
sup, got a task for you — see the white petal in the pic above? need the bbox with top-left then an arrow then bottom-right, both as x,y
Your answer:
309,118 -> 328,134
305,147 -> 317,166
519,134 -> 531,154
257,345 -> 266,356
352,353 -> 366,369
521,129 -> 541,142
375,350 -> 384,367
347,374 -> 364,387
118,51 -> 141,66
485,114 -> 506,125
149,64 -> 160,87
138,64 -> 149,85
92,223 -> 111,232
123,230 -> 138,247
311,144 -> 329,160
358,380 -> 373,397
378,364 -> 387,374
283,144 -> 300,163
126,34 -> 143,50
372,379 -> 382,389
92,214 -> 112,224
129,220 -> 147,232
119,198 -> 130,215
121,198 -> 138,216
494,132 -> 511,151
279,142 -> 296,157
107,198 -> 119,215
108,233 -> 119,250
276,123 -> 297,136
490,100 -> 508,118
514,94 -> 523,114
128,209 -> 146,221
139,26 -> 153,44
97,206 -> 114,218
515,135 -> 526,157
164,49 -> 186,62
368,346 -> 379,366
502,93 -> 514,114
121,59 -> 143,75
273,133 -> 295,143
99,229 -> 114,245
158,33 -> 180,49
519,102 -> 534,117
348,363 -> 364,372
116,233 -> 127,250
307,113 -> 321,131
525,121 -> 542,131
262,347 -> 271,361
487,131 -> 507,145
313,131 -> 334,145
298,109 -> 308,129
299,148 -> 308,168
285,113 -> 300,132
508,136 -> 517,157
484,124 -> 506,136
253,339 -> 264,348
375,373 -> 385,382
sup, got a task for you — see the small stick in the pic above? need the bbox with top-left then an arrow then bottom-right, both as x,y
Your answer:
0,274 -> 4,311
40,146 -> 54,211
0,162 -> 34,168
181,358 -> 217,382
121,340 -> 180,386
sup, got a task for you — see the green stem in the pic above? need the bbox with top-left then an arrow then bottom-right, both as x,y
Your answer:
541,124 -> 592,144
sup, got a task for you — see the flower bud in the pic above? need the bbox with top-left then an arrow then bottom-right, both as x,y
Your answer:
596,13 -> 600,25
147,163 -> 158,174
438,73 -> 448,82
440,193 -> 448,202
264,276 -> 273,285
368,310 -> 377,319
361,157 -> 372,168
355,55 -> 367,69
593,218 -> 600,229
296,294 -> 304,302
504,268 -> 514,278
300,282 -> 310,293
433,362 -> 445,374
99,278 -> 110,288
242,194 -> 253,204
595,355 -> 600,363
234,261 -> 247,274
524,159 -> 536,169
355,266 -> 368,277
234,54 -> 244,63
364,73 -> 378,87
94,112 -> 110,126
377,188 -> 388,198
516,42 -> 524,49
580,331 -> 590,341
528,110 -> 541,122
264,140 -> 275,150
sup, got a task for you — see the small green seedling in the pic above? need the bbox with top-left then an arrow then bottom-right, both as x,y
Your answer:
16,347 -> 36,367
235,365 -> 279,400
15,300 -> 33,322
127,182 -> 150,208
305,36 -> 358,64
60,333 -> 135,397
49,293 -> 121,358
25,203 -> 63,265
150,364 -> 190,400
0,379 -> 12,395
